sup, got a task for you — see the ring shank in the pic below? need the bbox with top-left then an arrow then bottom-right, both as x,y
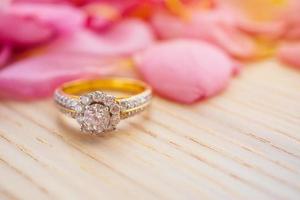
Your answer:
62,78 -> 148,97
54,78 -> 152,119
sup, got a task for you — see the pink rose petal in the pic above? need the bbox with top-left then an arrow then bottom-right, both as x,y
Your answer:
284,26 -> 300,40
0,0 -> 10,8
46,19 -> 155,56
135,39 -> 237,104
6,3 -> 85,35
151,10 -> 256,59
0,53 -> 132,100
83,2 -> 124,31
225,0 -> 300,40
0,45 -> 11,68
216,1 -> 287,39
0,19 -> 154,100
238,19 -> 286,39
0,13 -> 55,47
86,13 -> 115,32
13,0 -> 69,3
280,0 -> 300,39
278,43 -> 300,69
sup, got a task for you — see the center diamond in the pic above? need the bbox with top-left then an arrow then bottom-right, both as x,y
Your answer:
82,104 -> 110,133
74,92 -> 121,134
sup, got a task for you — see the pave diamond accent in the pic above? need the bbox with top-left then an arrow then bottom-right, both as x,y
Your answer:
93,91 -> 104,102
110,104 -> 120,114
103,95 -> 114,106
74,104 -> 83,113
80,95 -> 91,105
118,90 -> 151,118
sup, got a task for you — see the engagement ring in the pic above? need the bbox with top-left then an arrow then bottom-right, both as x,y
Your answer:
54,78 -> 152,134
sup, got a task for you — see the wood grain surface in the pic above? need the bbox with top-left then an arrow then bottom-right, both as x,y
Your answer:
0,59 -> 299,200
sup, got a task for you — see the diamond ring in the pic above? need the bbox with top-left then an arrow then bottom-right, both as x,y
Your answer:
54,78 -> 152,134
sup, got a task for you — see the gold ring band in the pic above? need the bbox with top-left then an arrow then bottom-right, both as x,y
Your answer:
54,78 -> 152,134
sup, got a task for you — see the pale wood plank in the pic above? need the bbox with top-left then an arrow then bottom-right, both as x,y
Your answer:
0,59 -> 299,200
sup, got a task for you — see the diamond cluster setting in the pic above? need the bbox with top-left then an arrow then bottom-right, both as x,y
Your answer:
74,91 -> 121,134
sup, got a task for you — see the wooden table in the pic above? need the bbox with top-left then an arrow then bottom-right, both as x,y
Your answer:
0,59 -> 299,200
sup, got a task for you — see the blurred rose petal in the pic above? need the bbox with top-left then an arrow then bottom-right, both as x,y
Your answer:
238,19 -> 286,39
284,27 -> 300,40
219,0 -> 300,40
13,0 -> 69,3
83,1 -> 136,31
47,19 -> 155,56
82,0 -> 148,12
0,13 -> 55,47
82,0 -> 155,31
135,39 -> 237,104
151,9 -> 256,59
0,0 -> 10,8
84,3 -> 118,31
0,2 -> 85,48
0,18 -> 154,100
6,3 -> 85,35
281,0 -> 300,39
278,43 -> 300,69
0,53 -> 134,100
0,45 -> 11,68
